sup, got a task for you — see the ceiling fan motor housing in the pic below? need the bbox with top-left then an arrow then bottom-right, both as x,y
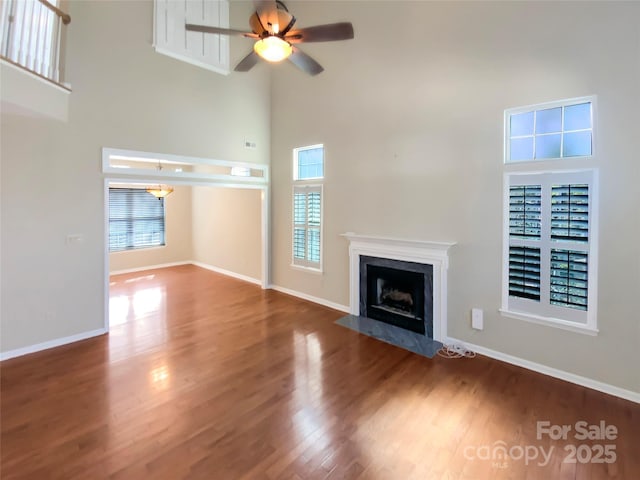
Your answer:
249,9 -> 294,37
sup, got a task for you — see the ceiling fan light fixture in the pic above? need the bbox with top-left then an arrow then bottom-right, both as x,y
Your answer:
253,36 -> 292,62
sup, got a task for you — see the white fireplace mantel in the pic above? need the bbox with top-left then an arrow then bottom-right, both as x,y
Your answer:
341,232 -> 456,342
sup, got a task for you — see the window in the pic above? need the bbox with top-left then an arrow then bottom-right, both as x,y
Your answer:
292,144 -> 323,270
109,188 -> 166,252
502,170 -> 598,333
294,144 -> 324,180
292,185 -> 322,269
506,97 -> 594,162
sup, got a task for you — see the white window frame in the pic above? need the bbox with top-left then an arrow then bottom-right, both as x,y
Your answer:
291,184 -> 323,272
504,96 -> 597,164
293,144 -> 324,181
501,169 -> 599,335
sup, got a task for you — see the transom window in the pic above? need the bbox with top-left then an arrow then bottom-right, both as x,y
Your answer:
109,188 -> 166,252
293,144 -> 324,180
506,97 -> 594,162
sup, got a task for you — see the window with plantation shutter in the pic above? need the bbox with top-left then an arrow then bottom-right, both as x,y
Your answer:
292,185 -> 322,269
502,170 -> 598,333
109,188 -> 166,252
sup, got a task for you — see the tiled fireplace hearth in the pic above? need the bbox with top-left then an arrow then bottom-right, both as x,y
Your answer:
341,233 -> 455,342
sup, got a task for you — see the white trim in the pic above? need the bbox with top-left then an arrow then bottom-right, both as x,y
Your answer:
191,261 -> 261,286
292,184 -> 323,271
341,233 -> 455,265
289,263 -> 323,275
502,169 -> 598,331
293,144 -> 324,181
499,309 -> 598,336
504,95 -> 596,164
153,47 -> 230,76
103,178 -> 110,333
0,58 -> 72,93
102,147 -> 268,188
110,261 -> 191,276
443,336 -> 640,404
341,233 -> 455,342
261,186 -> 270,289
0,328 -> 107,362
269,284 -> 350,313
103,147 -> 272,338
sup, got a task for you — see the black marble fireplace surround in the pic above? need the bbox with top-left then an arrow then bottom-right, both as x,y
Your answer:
359,255 -> 434,338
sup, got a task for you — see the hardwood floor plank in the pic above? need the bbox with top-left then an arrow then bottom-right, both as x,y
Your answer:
2,265 -> 638,479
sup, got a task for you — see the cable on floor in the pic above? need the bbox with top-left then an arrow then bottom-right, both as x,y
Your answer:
437,344 -> 477,359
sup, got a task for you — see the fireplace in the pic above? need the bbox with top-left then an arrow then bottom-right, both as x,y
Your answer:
343,233 -> 455,342
359,255 -> 433,337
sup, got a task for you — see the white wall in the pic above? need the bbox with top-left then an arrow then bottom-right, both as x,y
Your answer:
270,1 -> 640,393
191,186 -> 262,281
109,185 -> 193,273
0,0 -> 270,353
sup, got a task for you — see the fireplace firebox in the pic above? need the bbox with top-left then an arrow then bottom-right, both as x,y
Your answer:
359,256 -> 433,337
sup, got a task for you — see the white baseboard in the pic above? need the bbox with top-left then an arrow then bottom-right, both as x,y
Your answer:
0,328 -> 107,361
191,261 -> 261,286
110,261 -> 191,276
444,336 -> 640,404
269,284 -> 350,313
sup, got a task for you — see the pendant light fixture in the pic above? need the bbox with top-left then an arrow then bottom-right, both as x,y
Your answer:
146,160 -> 174,199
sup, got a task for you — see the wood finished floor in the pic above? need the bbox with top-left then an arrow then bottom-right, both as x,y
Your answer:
1,265 -> 638,479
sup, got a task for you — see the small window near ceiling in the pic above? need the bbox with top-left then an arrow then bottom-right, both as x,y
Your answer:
109,188 -> 166,252
506,97 -> 594,162
294,144 -> 324,180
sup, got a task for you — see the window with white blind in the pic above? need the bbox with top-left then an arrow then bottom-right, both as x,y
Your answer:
292,185 -> 322,270
109,188 -> 166,252
502,170 -> 598,333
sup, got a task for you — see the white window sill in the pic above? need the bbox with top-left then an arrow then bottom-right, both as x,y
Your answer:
110,245 -> 167,254
290,263 -> 323,275
499,308 -> 598,336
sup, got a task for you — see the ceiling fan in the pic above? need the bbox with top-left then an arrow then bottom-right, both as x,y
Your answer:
185,0 -> 354,76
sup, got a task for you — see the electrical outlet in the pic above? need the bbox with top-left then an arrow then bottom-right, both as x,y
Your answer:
471,308 -> 483,330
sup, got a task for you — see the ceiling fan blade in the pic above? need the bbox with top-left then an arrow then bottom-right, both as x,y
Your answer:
254,0 -> 280,34
186,24 -> 257,38
234,50 -> 260,72
285,22 -> 354,43
288,46 -> 324,76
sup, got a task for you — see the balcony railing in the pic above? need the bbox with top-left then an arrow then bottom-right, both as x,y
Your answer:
0,0 -> 70,86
